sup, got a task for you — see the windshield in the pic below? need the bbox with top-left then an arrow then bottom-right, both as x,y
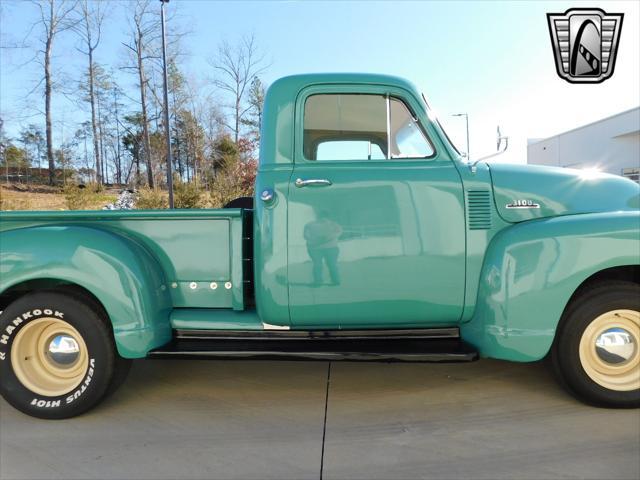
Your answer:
421,93 -> 463,159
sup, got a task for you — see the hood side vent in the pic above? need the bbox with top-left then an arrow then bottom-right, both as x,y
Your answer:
467,189 -> 492,230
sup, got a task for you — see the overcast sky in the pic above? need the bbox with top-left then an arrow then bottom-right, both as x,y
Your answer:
1,0 -> 638,164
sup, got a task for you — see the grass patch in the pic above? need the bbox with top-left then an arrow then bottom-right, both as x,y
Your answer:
136,188 -> 168,209
0,184 -> 116,211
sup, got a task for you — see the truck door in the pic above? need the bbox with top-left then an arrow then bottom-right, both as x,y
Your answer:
287,88 -> 466,328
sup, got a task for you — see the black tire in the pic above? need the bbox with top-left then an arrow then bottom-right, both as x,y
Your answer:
0,291 -> 118,419
53,285 -> 132,399
105,354 -> 132,399
551,281 -> 640,408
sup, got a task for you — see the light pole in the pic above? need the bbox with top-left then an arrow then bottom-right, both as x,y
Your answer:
160,0 -> 174,208
452,113 -> 470,160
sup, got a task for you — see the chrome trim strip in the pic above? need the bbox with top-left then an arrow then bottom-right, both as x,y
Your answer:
262,322 -> 290,330
386,94 -> 391,159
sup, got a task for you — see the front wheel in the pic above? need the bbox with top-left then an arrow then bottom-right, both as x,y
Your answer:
551,281 -> 640,408
0,291 -> 121,419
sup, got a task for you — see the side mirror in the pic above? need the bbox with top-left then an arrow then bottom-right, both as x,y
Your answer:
496,126 -> 509,152
469,125 -> 509,173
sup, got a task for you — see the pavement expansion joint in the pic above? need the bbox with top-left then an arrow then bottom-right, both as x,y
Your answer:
320,361 -> 332,480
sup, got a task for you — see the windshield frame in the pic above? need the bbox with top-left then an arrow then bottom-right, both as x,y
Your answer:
421,93 -> 463,159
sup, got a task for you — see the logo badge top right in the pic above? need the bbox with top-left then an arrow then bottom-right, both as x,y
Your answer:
547,8 -> 623,83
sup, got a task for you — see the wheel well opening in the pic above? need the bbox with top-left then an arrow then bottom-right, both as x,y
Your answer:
561,265 -> 639,320
573,266 -> 639,297
0,279 -> 110,326
549,265 -> 639,357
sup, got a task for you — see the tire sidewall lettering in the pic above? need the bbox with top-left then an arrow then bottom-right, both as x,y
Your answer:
27,358 -> 96,409
66,358 -> 95,405
0,308 -> 65,360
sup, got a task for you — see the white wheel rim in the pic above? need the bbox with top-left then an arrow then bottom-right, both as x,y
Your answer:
11,318 -> 89,397
579,309 -> 640,392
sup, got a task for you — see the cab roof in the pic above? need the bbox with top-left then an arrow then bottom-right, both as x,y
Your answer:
269,72 -> 421,93
259,73 -> 443,165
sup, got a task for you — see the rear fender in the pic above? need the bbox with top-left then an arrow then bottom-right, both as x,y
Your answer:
0,225 -> 172,358
461,212 -> 640,361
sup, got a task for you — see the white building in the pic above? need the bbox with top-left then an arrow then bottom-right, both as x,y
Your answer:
527,107 -> 640,182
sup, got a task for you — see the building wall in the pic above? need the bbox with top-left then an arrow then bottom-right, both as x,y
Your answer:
527,107 -> 640,181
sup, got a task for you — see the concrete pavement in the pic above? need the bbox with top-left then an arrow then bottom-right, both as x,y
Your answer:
1,359 -> 639,479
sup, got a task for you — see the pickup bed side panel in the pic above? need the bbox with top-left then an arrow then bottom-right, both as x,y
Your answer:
0,225 -> 172,358
461,212 -> 640,362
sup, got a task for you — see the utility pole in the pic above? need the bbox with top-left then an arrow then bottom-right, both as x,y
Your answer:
453,113 -> 470,160
160,0 -> 174,208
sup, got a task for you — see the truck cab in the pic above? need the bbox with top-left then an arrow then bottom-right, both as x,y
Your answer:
255,74 -> 469,330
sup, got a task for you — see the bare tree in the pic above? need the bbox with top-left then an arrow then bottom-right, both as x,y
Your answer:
74,0 -> 106,184
110,81 -> 124,184
123,0 -> 159,187
183,77 -> 213,185
31,0 -> 77,184
209,34 -> 268,143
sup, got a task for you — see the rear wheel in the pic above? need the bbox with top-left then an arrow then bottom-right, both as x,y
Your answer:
0,292 -> 121,419
552,282 -> 640,408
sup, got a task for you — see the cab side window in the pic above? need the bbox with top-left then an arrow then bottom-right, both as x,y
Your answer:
303,93 -> 434,161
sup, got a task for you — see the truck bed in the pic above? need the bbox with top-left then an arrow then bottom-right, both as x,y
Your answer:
0,209 -> 249,310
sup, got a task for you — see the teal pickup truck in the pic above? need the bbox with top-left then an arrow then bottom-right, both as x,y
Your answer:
1,74 -> 639,419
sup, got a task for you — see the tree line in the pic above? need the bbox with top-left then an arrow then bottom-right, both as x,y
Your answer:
0,0 -> 267,194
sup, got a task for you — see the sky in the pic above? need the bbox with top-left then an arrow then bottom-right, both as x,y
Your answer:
1,0 -> 639,165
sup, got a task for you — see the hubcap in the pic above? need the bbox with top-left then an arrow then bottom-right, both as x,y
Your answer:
579,309 -> 640,392
595,328 -> 636,365
11,318 -> 89,397
47,334 -> 81,367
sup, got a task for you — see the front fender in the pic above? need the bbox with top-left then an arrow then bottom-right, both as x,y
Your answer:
461,212 -> 640,362
0,225 -> 172,358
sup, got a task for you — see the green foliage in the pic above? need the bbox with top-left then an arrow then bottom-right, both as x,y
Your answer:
2,144 -> 29,169
206,156 -> 257,208
63,184 -> 92,210
136,187 -> 168,210
241,76 -> 265,145
19,124 -> 44,168
209,134 -> 240,172
214,135 -> 239,157
123,113 -> 144,182
173,180 -> 203,209
54,143 -> 78,185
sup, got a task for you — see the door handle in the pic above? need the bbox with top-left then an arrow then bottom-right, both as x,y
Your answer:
295,178 -> 332,188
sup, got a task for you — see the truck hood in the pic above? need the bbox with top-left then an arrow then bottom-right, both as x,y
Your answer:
488,163 -> 640,223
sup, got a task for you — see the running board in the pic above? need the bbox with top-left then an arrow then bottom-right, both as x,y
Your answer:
148,337 -> 478,363
175,327 -> 460,341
